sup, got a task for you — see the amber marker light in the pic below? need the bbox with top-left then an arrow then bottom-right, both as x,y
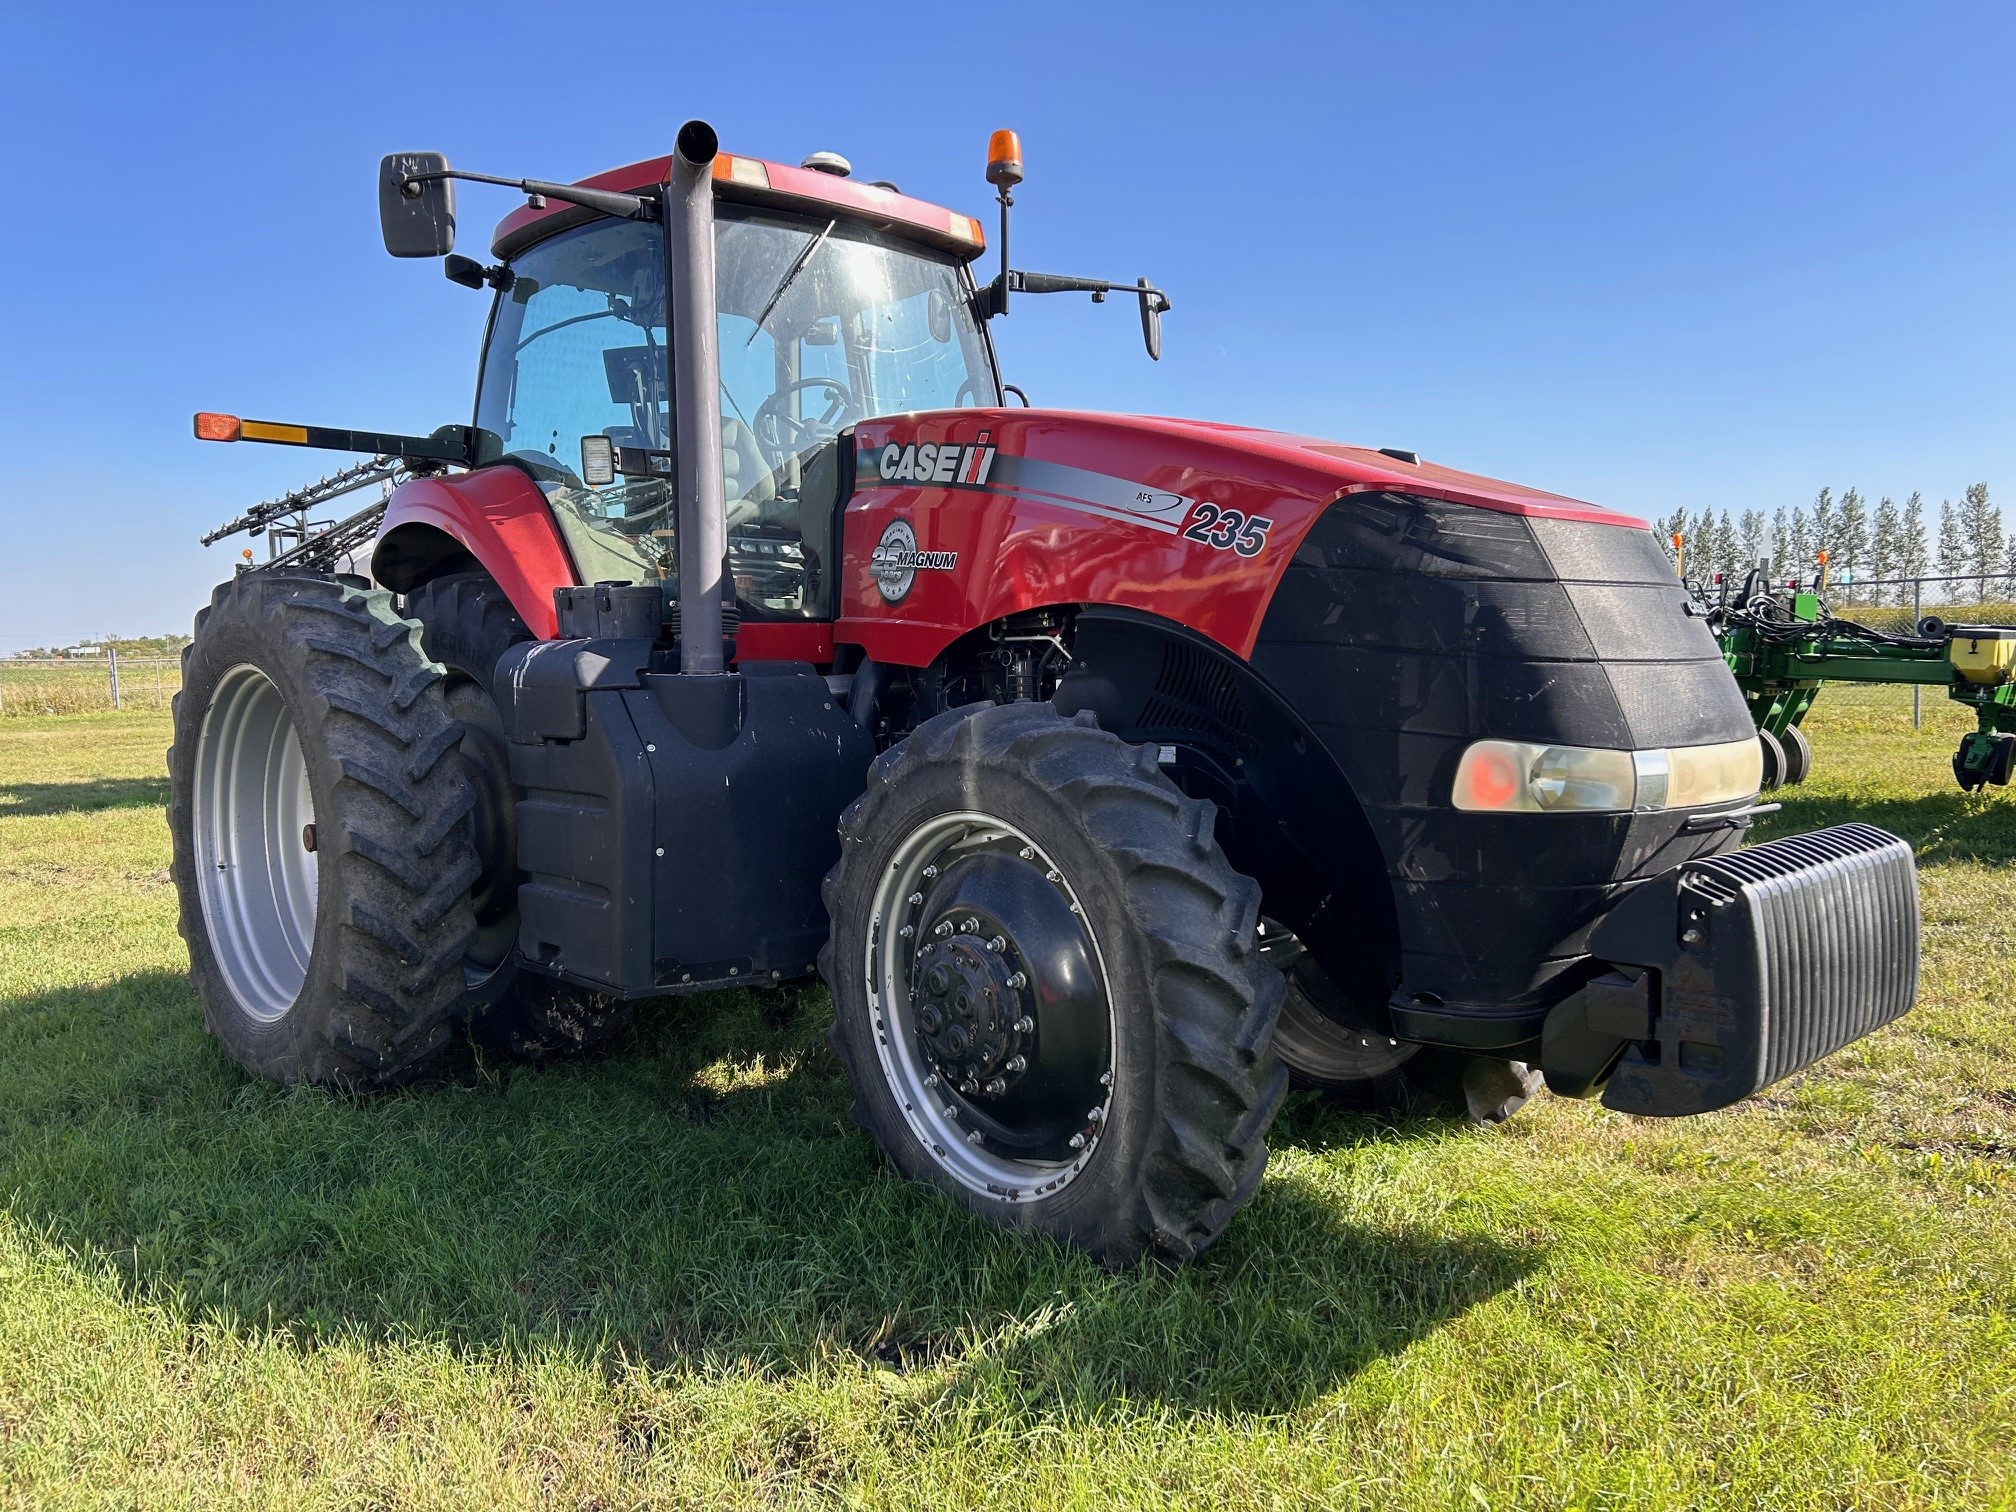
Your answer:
986,129 -> 1023,188
194,412 -> 241,442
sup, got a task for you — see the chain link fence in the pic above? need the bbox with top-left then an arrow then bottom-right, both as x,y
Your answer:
1812,572 -> 2016,636
0,654 -> 182,717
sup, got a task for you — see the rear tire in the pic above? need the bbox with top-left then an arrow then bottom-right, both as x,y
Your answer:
402,572 -> 633,1060
821,702 -> 1287,1267
168,573 -> 475,1086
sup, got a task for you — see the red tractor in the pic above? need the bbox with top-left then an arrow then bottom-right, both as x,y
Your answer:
172,121 -> 1921,1265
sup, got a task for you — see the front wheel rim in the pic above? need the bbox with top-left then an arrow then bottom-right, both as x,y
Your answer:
865,810 -> 1115,1200
193,664 -> 318,1022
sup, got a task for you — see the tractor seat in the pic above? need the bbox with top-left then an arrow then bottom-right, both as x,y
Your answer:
722,418 -> 778,527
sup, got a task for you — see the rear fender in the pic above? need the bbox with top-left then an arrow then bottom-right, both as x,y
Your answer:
1052,607 -> 1401,1018
371,466 -> 578,637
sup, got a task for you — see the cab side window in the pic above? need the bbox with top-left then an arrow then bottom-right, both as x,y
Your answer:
475,221 -> 673,590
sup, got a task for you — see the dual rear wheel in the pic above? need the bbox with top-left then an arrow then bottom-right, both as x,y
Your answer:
170,571 -> 627,1087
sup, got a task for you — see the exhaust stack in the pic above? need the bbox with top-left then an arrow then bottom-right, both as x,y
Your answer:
668,120 -> 727,675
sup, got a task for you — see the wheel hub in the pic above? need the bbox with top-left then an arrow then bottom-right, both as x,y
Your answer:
912,926 -> 1032,1099
867,813 -> 1117,1194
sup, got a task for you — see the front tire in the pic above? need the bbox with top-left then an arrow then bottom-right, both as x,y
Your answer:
169,573 -> 476,1086
821,703 -> 1287,1267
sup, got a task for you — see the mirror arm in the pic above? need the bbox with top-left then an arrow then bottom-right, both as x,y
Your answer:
398,167 -> 657,223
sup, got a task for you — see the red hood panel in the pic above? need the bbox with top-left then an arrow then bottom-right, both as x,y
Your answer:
1039,412 -> 1643,528
836,409 -> 1649,669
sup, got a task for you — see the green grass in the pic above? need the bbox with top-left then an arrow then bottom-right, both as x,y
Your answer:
0,695 -> 2011,1509
0,660 -> 181,719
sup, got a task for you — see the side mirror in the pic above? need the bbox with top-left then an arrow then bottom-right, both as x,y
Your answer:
1137,280 -> 1169,361
379,152 -> 456,258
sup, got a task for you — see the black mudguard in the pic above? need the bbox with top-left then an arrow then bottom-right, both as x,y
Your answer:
498,639 -> 873,996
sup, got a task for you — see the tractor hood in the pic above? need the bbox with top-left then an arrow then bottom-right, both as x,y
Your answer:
839,406 -> 1653,667
1064,412 -> 1646,530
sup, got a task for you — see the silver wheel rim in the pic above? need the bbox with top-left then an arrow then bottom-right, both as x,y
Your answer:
193,664 -> 318,1023
864,809 -> 1115,1201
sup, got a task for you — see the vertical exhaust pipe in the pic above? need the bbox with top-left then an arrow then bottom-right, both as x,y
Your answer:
668,120 -> 727,675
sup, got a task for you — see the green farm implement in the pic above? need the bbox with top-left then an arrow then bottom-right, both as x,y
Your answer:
1708,572 -> 2016,791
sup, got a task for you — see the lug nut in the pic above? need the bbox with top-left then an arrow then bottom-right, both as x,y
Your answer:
924,1072 -> 939,1087
1087,1106 -> 1104,1122
934,921 -> 954,938
908,891 -> 924,905
898,924 -> 914,938
1005,972 -> 1027,990
987,936 -> 1006,953
1099,1070 -> 1112,1086
1019,847 -> 1035,860
967,1130 -> 984,1145
922,865 -> 939,879
961,916 -> 981,933
1013,1015 -> 1035,1034
985,1078 -> 1006,1096
1005,1055 -> 1026,1073
1068,1133 -> 1086,1150
1045,870 -> 1061,884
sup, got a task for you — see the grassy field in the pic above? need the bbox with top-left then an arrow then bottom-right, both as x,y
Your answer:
0,691 -> 2010,1509
0,659 -> 181,718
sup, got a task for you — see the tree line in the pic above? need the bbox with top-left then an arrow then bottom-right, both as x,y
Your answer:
1659,484 -> 2014,604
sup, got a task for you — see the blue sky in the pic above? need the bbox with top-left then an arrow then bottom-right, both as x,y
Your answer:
2,0 -> 2012,645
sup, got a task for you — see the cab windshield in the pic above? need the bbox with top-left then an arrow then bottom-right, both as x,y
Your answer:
474,205 -> 997,618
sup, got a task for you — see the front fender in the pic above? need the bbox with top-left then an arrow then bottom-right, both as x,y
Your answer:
371,466 -> 578,637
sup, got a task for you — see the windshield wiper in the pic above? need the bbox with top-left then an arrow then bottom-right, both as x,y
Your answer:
746,219 -> 836,344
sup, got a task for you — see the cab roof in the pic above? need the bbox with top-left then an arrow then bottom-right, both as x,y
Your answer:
492,151 -> 988,263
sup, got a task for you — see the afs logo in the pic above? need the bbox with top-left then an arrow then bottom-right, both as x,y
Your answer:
871,518 -> 958,604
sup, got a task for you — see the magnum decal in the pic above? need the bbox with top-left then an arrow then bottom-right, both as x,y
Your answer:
870,518 -> 959,603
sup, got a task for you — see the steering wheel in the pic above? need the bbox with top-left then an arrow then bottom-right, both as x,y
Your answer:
753,377 -> 852,460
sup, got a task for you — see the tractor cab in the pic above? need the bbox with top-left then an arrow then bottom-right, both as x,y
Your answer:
472,156 -> 1001,620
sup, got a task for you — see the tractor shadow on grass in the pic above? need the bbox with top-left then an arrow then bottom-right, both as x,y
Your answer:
1753,787 -> 2016,865
0,968 -> 1533,1420
0,774 -> 172,817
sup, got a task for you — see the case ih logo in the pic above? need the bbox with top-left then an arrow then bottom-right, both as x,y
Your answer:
870,518 -> 958,603
877,436 -> 998,487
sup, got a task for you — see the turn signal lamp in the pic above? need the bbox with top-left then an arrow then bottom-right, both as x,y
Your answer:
986,129 -> 1024,188
712,154 -> 770,189
194,412 -> 241,442
1452,736 -> 1762,814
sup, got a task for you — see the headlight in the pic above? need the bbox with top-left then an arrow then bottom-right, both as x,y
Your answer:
1452,736 -> 1761,814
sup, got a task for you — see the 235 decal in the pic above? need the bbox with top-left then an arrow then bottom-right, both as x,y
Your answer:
1181,502 -> 1274,558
